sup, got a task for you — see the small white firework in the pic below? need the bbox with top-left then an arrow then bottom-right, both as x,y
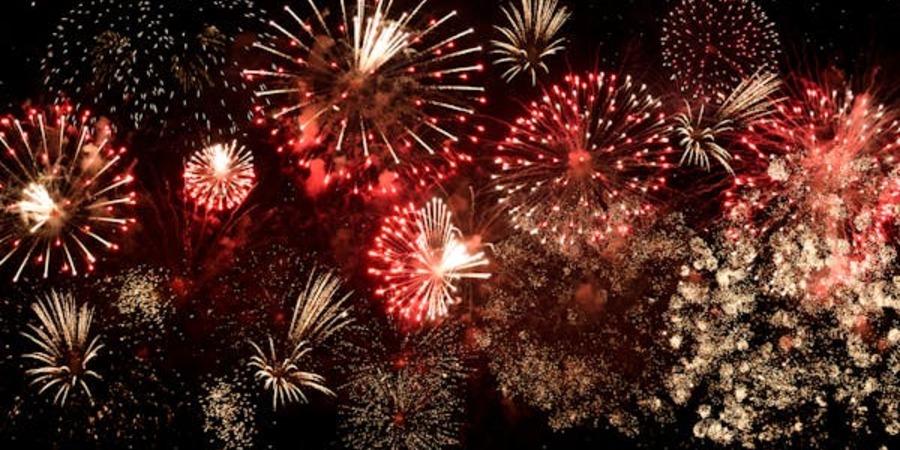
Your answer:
491,0 -> 570,85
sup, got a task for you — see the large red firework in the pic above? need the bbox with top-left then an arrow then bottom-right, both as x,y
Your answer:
492,71 -> 675,253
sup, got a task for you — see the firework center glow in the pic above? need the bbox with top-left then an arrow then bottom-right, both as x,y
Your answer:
17,183 -> 65,233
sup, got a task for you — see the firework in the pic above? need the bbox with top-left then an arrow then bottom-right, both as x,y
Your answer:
666,233 -> 900,447
45,0 -> 257,132
368,197 -> 491,324
491,0 -> 570,85
675,71 -> 782,172
339,325 -> 469,450
248,269 -> 352,409
248,338 -> 333,409
184,141 -> 256,211
244,0 -> 485,192
0,107 -> 135,282
724,75 -> 900,300
661,0 -> 781,101
201,378 -> 257,449
492,71 -> 673,253
21,290 -> 103,406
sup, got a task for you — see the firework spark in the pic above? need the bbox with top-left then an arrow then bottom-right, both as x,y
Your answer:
492,72 -> 674,252
248,269 -> 352,409
0,107 -> 135,282
491,0 -> 570,85
675,71 -> 782,172
184,141 -> 256,211
724,75 -> 900,299
368,197 -> 491,324
21,290 -> 103,406
244,0 -> 485,192
661,0 -> 781,101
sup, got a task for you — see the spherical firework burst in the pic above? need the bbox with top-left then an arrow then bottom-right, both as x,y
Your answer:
661,0 -> 781,101
491,0 -> 570,85
21,290 -> 103,406
492,72 -> 674,253
45,0 -> 258,132
248,269 -> 353,409
674,71 -> 782,173
0,107 -> 135,282
184,141 -> 256,211
339,325 -> 470,450
201,377 -> 258,449
724,75 -> 900,300
368,197 -> 491,324
244,0 -> 485,192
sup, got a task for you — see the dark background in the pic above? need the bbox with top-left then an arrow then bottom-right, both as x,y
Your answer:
2,0 -> 900,448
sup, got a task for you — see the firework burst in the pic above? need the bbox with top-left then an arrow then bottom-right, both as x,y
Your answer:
368,197 -> 491,324
248,269 -> 352,409
184,141 -> 256,211
492,71 -> 674,252
21,290 -> 103,406
244,0 -> 485,192
45,0 -> 257,132
675,71 -> 782,173
491,0 -> 570,85
724,75 -> 900,299
661,0 -> 781,101
0,107 -> 135,282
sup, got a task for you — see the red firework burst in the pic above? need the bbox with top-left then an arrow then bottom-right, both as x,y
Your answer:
368,198 -> 490,324
661,0 -> 781,101
724,75 -> 900,296
492,71 -> 674,253
184,141 -> 255,211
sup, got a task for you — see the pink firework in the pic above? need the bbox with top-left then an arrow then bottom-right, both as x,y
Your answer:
368,197 -> 490,324
184,141 -> 255,211
244,0 -> 486,194
725,76 -> 900,297
0,106 -> 135,282
661,0 -> 781,101
492,71 -> 674,252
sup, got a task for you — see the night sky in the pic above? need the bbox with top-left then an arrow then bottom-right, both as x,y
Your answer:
2,0 -> 900,449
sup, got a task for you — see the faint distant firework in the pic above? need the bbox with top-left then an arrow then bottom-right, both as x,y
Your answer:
244,0 -> 485,193
368,198 -> 491,324
492,71 -> 674,253
661,0 -> 781,101
491,0 -> 570,85
21,290 -> 103,406
45,0 -> 258,133
184,141 -> 256,212
248,269 -> 353,409
476,220 -> 698,434
724,75 -> 900,300
201,378 -> 257,450
0,106 -> 135,282
339,325 -> 469,450
674,71 -> 781,173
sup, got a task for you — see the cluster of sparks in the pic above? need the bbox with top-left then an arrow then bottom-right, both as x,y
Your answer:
0,107 -> 135,282
493,71 -> 674,253
244,0 -> 486,193
491,0 -> 570,85
661,0 -> 781,101
184,141 -> 256,212
368,197 -> 491,324
45,0 -> 256,132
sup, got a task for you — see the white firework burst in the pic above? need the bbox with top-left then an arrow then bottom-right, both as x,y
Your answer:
21,290 -> 104,406
491,0 -> 570,85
